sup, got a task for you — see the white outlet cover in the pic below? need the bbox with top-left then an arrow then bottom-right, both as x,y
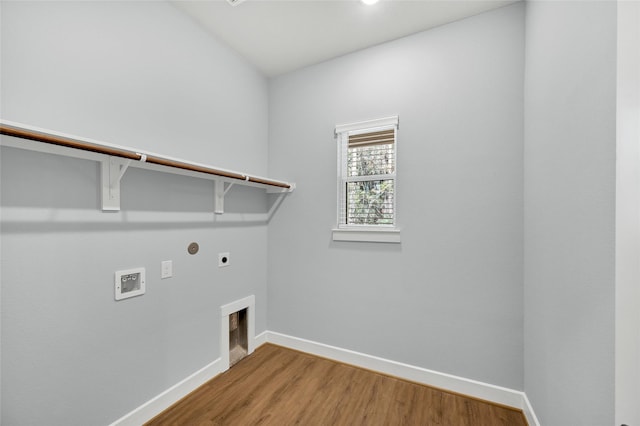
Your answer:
218,252 -> 230,267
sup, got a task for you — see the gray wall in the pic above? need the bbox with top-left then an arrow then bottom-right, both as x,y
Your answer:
1,2 -> 269,425
523,2 -> 617,425
616,4 -> 640,425
267,3 -> 525,390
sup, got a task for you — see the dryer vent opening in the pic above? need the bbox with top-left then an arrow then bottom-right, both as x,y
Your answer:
229,308 -> 248,367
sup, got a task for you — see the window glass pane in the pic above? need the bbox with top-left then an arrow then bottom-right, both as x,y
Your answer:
347,143 -> 395,177
346,180 -> 394,225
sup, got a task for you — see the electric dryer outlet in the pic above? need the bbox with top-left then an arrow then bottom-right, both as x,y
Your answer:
218,252 -> 230,267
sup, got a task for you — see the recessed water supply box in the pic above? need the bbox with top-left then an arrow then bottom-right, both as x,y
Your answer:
115,267 -> 146,300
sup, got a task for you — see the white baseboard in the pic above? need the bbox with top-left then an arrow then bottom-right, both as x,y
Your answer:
265,331 -> 540,426
522,391 -> 541,426
255,330 -> 268,347
108,358 -> 223,426
110,330 -> 539,426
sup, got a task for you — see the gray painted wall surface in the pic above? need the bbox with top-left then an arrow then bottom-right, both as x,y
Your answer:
1,2 -> 269,424
523,2 -> 617,425
616,4 -> 640,425
0,1 -> 268,174
267,4 -> 525,390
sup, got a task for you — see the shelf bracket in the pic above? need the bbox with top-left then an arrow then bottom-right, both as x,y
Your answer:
101,157 -> 132,211
214,180 -> 235,214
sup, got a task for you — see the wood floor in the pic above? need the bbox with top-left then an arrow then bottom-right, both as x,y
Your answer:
146,344 -> 527,426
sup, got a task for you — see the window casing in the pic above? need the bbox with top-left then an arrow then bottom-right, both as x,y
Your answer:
333,116 -> 400,243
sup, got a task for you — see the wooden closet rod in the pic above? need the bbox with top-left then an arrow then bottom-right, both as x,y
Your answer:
0,123 -> 292,189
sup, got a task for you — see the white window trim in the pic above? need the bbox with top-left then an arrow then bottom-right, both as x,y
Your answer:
334,116 -> 399,134
332,227 -> 401,243
333,116 -> 401,243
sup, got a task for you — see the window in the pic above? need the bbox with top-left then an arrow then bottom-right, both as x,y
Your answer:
333,116 -> 400,243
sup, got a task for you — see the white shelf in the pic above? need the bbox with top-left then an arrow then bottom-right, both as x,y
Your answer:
0,119 -> 295,213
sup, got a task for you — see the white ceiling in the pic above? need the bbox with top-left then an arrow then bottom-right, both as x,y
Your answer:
173,0 -> 518,77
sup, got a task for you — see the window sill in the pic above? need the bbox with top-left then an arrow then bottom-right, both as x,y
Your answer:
332,228 -> 401,243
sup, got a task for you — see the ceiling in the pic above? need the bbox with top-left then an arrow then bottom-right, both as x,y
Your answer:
172,0 -> 518,77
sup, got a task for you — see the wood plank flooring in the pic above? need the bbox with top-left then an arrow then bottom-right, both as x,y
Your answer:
146,344 -> 527,426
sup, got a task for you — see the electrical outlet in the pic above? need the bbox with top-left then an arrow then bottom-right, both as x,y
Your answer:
161,260 -> 173,279
218,252 -> 230,268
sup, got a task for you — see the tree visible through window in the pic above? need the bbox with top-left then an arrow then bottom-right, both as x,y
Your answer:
335,117 -> 398,228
